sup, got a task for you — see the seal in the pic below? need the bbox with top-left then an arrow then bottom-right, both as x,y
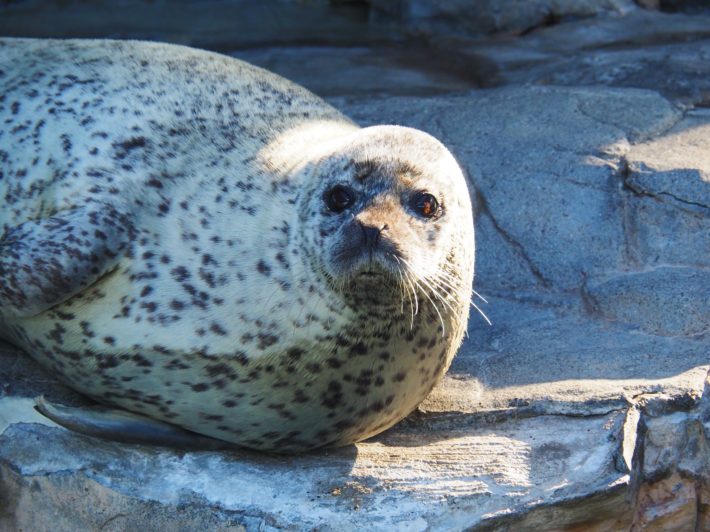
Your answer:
0,38 -> 475,452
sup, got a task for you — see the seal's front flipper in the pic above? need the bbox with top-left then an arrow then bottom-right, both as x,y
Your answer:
34,396 -> 236,450
0,205 -> 134,318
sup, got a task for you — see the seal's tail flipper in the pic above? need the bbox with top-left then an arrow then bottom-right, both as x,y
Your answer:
0,205 -> 134,318
34,396 -> 236,451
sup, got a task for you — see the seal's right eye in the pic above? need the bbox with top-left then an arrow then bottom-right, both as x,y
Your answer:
325,185 -> 354,213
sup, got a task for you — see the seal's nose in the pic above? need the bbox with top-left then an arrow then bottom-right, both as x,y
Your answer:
359,222 -> 388,249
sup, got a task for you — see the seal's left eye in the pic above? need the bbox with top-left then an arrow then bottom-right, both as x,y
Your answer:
412,192 -> 440,219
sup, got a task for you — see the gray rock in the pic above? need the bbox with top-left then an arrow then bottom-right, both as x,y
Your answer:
230,46 -> 482,98
619,109 -> 710,268
0,393 -> 642,531
624,108 -> 710,211
457,10 -> 710,104
584,267 -> 710,336
369,0 -> 635,37
0,0 -> 396,49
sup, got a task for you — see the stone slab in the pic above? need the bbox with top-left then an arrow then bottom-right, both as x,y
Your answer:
457,10 -> 710,104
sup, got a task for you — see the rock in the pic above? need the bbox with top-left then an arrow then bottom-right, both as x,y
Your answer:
455,10 -> 710,104
0,402 -> 631,531
623,108 -> 710,212
0,0 -> 394,49
618,109 -> 710,270
369,0 -> 636,37
230,45 -> 483,98
584,267 -> 710,336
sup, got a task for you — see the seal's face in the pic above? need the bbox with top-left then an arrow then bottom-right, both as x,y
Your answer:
299,125 -> 472,307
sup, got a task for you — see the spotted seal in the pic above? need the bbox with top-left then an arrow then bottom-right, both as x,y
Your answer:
0,38 -> 474,452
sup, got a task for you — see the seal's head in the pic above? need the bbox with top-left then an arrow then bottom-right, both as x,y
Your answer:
297,125 -> 474,310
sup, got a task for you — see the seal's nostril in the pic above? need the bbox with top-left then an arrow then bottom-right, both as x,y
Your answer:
358,222 -> 382,247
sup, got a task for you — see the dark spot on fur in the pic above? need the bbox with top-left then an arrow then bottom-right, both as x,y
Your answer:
256,260 -> 271,275
321,381 -> 343,409
257,334 -> 278,349
306,362 -> 321,373
287,347 -> 304,360
210,322 -> 227,336
326,358 -> 342,369
348,342 -> 367,357
118,136 -> 146,151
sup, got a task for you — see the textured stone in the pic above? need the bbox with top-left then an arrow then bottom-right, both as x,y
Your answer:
456,10 -> 710,104
584,267 -> 710,336
0,0 -> 392,49
0,394 -> 636,531
617,109 -> 710,268
624,109 -> 710,210
231,46 -> 482,97
369,0 -> 635,37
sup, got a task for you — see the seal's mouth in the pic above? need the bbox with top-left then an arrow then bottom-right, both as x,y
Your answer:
338,263 -> 403,305
357,270 -> 383,277
354,268 -> 387,285
333,249 -> 399,281
323,252 -> 400,300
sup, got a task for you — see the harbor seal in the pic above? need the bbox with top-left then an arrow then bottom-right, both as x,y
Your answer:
0,38 -> 475,452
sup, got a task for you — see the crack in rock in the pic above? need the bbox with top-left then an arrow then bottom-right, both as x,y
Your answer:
472,182 -> 553,289
620,158 -> 710,212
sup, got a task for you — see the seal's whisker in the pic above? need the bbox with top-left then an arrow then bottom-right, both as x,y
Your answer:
402,269 -> 419,329
427,274 -> 460,301
405,252 -> 489,328
471,301 -> 492,326
472,289 -> 488,304
417,275 -> 458,318
419,280 -> 447,336
399,256 -> 446,335
392,256 -> 411,320
432,272 -> 491,325
414,270 -> 456,308
395,269 -> 405,314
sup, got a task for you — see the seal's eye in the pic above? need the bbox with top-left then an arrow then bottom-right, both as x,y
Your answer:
412,192 -> 440,219
325,185 -> 355,213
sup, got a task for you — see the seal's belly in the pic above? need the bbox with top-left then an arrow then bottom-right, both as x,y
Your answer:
95,331 -> 449,452
13,294 -> 454,451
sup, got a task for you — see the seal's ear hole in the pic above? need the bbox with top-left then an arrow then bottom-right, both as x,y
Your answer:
325,185 -> 355,213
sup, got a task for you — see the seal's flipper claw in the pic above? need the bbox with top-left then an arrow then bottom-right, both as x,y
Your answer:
33,396 -> 235,451
0,205 -> 134,318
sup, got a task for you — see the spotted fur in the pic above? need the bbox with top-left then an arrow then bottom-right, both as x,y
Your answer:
0,38 -> 475,452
